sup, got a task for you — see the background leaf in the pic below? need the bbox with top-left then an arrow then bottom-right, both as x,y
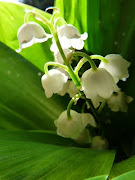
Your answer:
55,0 -> 135,60
0,1 -> 54,71
109,156 -> 135,180
0,130 -> 115,180
0,42 -> 68,130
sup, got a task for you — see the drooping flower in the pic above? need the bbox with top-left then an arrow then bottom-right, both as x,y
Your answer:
17,22 -> 52,52
54,110 -> 96,139
107,91 -> 133,112
81,68 -> 117,100
51,24 -> 88,52
99,54 -> 130,83
41,69 -> 68,98
91,136 -> 108,150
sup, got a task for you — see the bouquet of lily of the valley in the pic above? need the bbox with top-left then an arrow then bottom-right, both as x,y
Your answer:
17,7 -> 133,149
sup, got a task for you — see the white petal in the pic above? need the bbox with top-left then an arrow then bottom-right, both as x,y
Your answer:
67,81 -> 79,98
54,110 -> 85,139
99,54 -> 130,83
54,49 -> 72,64
107,91 -> 133,112
81,68 -> 116,99
81,113 -> 96,127
17,22 -> 52,52
41,69 -> 68,98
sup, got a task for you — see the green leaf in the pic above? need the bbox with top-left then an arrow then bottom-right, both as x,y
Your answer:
0,1 -> 54,71
109,156 -> 135,180
55,0 -> 135,60
0,42 -> 68,130
0,130 -> 115,180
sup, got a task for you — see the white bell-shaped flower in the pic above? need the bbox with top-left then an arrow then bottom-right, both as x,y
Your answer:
99,54 -> 130,83
41,69 -> 68,98
17,22 -> 52,52
81,68 -> 117,100
107,91 -> 133,112
51,24 -> 88,52
54,110 -> 96,139
54,49 -> 72,64
91,136 -> 108,150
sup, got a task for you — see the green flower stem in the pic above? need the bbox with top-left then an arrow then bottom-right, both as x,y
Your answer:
90,55 -> 108,63
67,93 -> 82,120
24,10 -> 50,25
54,17 -> 67,29
44,62 -> 68,76
72,52 -> 97,72
26,10 -> 81,89
49,7 -> 60,24
74,57 -> 87,75
49,25 -> 81,89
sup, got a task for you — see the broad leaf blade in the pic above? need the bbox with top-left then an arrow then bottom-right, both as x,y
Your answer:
0,1 -> 53,71
0,130 -> 115,180
0,42 -> 68,130
55,0 -> 135,61
109,156 -> 135,180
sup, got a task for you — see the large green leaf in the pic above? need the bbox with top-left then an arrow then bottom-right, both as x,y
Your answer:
0,1 -> 54,71
0,130 -> 115,180
55,0 -> 135,61
0,42 -> 68,130
109,156 -> 135,180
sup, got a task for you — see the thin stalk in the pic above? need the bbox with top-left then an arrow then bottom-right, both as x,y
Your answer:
67,93 -> 81,119
90,55 -> 108,63
72,52 -> 97,71
44,62 -> 68,75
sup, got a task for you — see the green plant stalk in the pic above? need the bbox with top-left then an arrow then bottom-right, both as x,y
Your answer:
44,62 -> 68,75
54,17 -> 67,29
72,52 -> 97,72
50,25 -> 81,88
67,93 -> 82,119
90,55 -> 108,63
74,57 -> 87,75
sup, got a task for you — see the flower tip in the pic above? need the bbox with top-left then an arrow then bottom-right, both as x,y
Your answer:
81,32 -> 88,40
16,48 -> 22,53
45,6 -> 59,13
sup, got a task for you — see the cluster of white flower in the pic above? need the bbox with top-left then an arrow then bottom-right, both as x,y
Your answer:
17,8 -> 133,148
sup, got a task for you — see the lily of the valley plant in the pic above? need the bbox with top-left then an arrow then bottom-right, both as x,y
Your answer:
17,7 -> 133,149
